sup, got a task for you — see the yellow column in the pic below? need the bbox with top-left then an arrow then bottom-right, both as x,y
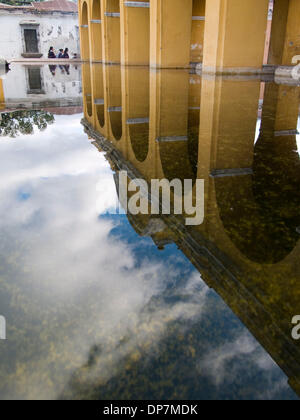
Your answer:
202,0 -> 269,74
90,0 -> 103,62
268,0 -> 300,66
267,0 -> 289,66
0,78 -> 5,110
282,0 -> 300,66
103,0 -> 121,64
79,0 -> 91,61
150,0 -> 193,69
120,0 -> 150,66
190,0 -> 206,64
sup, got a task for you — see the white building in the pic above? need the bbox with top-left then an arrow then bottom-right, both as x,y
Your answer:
1,63 -> 82,113
0,0 -> 79,61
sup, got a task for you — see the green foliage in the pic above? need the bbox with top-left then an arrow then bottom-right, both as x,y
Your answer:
0,110 -> 55,138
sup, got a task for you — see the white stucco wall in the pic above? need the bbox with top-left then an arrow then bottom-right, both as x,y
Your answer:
0,10 -> 80,61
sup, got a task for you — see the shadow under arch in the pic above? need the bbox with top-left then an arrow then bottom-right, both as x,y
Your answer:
107,65 -> 122,141
214,130 -> 300,265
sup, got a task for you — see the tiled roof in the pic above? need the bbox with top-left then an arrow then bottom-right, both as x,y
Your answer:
32,0 -> 78,13
0,1 -> 77,13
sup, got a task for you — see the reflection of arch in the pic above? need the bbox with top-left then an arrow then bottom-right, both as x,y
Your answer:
215,132 -> 300,265
80,2 -> 90,61
107,65 -> 122,140
159,141 -> 196,183
129,123 -> 149,162
93,65 -> 105,127
127,68 -> 149,162
91,0 -> 103,62
82,63 -> 93,118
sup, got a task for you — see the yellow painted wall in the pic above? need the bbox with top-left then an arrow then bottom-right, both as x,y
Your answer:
268,0 -> 289,66
79,0 -> 91,61
122,0 -> 150,66
150,0 -> 193,68
104,0 -> 121,63
90,0 -> 103,62
0,78 -> 5,110
202,0 -> 269,73
282,0 -> 300,65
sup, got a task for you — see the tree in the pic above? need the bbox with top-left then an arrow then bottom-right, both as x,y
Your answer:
0,110 -> 55,138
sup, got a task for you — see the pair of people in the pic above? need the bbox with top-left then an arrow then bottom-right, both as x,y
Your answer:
48,47 -> 69,59
58,48 -> 69,59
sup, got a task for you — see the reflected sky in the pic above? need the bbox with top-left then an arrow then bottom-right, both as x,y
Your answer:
0,112 -> 298,400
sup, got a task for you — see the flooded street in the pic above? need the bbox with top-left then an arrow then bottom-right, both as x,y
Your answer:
0,63 -> 299,400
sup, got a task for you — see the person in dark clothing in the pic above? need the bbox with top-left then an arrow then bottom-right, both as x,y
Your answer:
48,47 -> 56,59
58,49 -> 64,58
63,48 -> 69,59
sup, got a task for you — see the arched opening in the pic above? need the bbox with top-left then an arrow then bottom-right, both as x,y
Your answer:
91,0 -> 103,62
80,2 -> 90,61
107,65 -> 122,140
127,68 -> 149,162
190,0 -> 206,65
105,0 -> 121,63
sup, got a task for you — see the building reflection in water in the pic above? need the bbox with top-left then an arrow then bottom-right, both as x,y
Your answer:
80,63 -> 300,397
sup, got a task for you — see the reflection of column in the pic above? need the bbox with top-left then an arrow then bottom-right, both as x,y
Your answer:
198,76 -> 261,229
200,77 -> 261,174
103,0 -> 121,64
106,64 -> 123,140
190,0 -> 206,64
269,0 -> 300,66
150,0 -> 193,69
0,78 -> 5,110
156,70 -> 195,181
121,0 -> 150,66
202,0 -> 269,74
256,83 -> 300,215
92,64 -> 106,133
